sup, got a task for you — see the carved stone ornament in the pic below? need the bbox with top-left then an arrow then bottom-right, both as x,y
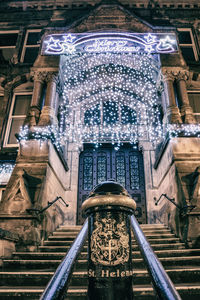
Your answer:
162,67 -> 189,82
176,70 -> 190,82
31,71 -> 48,83
90,217 -> 129,266
46,72 -> 58,84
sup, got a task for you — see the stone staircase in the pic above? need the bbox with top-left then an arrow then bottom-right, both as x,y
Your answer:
0,224 -> 200,299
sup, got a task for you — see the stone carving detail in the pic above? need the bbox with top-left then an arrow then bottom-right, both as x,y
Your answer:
90,217 -> 129,266
6,171 -> 32,214
162,67 -> 189,82
46,72 -> 58,84
176,71 -> 190,82
31,71 -> 48,83
31,70 -> 58,84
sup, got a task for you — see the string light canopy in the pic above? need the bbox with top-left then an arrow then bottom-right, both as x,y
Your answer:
58,51 -> 163,149
0,163 -> 15,175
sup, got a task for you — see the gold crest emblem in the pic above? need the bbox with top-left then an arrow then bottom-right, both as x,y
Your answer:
90,217 -> 129,266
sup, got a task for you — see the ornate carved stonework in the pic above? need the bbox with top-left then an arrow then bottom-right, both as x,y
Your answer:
176,70 -> 190,82
90,217 -> 129,266
46,72 -> 59,84
162,67 -> 189,82
31,70 -> 59,84
31,71 -> 48,83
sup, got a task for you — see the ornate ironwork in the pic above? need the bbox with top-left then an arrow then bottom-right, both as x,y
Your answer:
97,155 -> 107,184
129,155 -> 140,190
116,154 -> 125,186
83,156 -> 93,190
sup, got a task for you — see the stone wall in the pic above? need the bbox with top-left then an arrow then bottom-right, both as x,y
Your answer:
0,139 -> 69,250
151,138 -> 200,247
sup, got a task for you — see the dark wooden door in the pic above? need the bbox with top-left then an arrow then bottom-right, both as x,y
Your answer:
78,144 -> 146,224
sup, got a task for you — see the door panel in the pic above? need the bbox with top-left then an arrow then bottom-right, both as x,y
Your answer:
78,144 -> 146,224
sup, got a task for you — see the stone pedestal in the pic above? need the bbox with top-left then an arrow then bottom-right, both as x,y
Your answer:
82,181 -> 136,300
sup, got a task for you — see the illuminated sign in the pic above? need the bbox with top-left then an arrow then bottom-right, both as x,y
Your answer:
41,32 -> 178,55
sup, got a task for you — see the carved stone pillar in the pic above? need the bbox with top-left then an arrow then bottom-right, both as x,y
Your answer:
38,72 -> 58,126
162,70 -> 182,124
176,71 -> 196,124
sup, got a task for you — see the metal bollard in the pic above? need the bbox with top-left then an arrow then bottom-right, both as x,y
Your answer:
82,181 -> 136,300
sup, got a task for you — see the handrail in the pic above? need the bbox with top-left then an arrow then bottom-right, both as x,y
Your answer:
154,193 -> 195,217
40,218 -> 88,300
26,196 -> 69,215
130,214 -> 181,300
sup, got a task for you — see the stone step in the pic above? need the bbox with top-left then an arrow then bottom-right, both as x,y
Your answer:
70,267 -> 200,286
0,284 -> 199,300
1,267 -> 200,287
5,255 -> 199,271
11,249 -> 200,261
54,228 -> 171,235
48,233 -> 175,241
38,242 -> 185,253
4,255 -> 200,270
74,256 -> 200,271
65,285 -> 200,300
43,237 -> 180,246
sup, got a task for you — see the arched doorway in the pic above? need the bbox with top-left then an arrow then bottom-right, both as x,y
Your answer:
78,143 -> 146,224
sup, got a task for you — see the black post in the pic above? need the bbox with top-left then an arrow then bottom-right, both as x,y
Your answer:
82,181 -> 136,300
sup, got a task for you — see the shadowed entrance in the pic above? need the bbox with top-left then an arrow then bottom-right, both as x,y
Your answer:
78,143 -> 146,224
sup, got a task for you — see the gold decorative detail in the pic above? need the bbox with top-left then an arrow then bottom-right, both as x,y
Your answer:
82,194 -> 136,212
91,217 -> 129,266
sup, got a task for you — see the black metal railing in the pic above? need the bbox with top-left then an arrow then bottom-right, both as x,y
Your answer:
39,209 -> 181,299
130,214 -> 181,300
40,218 -> 88,300
154,193 -> 195,217
26,196 -> 68,215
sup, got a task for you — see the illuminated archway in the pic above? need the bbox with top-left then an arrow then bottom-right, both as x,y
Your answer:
59,52 -> 162,148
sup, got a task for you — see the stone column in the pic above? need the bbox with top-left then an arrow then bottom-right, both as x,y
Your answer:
82,181 -> 136,300
162,70 -> 182,124
38,72 -> 58,126
176,71 -> 196,124
24,71 -> 46,126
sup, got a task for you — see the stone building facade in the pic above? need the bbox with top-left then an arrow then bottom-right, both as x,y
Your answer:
0,0 -> 200,255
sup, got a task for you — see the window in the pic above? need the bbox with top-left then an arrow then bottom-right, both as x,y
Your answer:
188,92 -> 200,122
4,93 -> 32,146
0,187 -> 6,202
20,29 -> 41,63
0,31 -> 18,64
177,29 -> 199,63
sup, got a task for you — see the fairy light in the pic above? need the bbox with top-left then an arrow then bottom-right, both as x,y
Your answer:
58,51 -> 163,148
0,163 -> 15,175
17,125 -> 62,150
18,50 -> 199,149
167,124 -> 200,138
42,32 -> 178,55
